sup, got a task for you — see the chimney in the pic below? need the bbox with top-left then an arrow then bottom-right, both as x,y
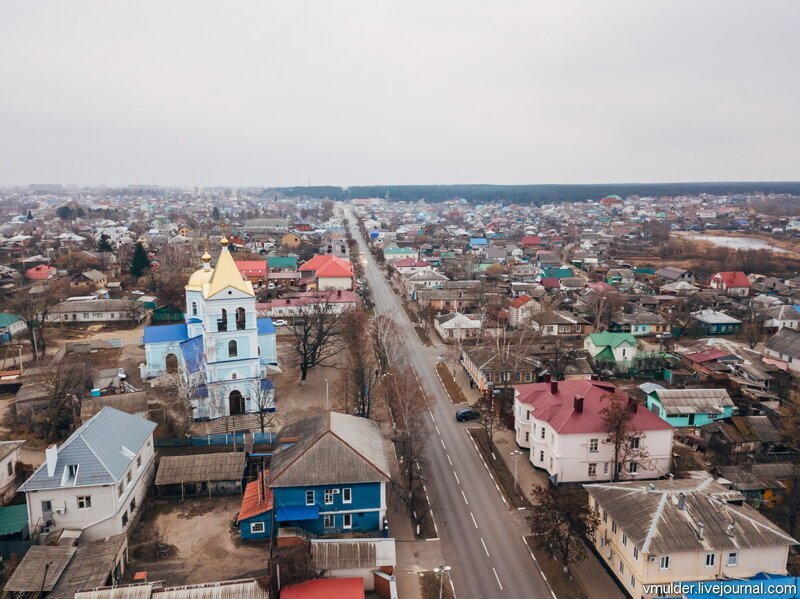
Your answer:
574,395 -> 584,413
726,523 -> 736,537
648,482 -> 656,492
46,444 -> 58,477
337,289 -> 342,298
627,397 -> 639,413
590,374 -> 599,381
286,299 -> 290,305
677,493 -> 686,510
550,379 -> 559,394
543,374 -> 551,383
697,523 -> 705,540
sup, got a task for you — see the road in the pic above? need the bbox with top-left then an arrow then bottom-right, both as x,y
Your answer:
346,209 -> 554,599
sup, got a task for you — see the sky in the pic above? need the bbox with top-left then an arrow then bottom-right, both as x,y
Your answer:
1,1 -> 799,187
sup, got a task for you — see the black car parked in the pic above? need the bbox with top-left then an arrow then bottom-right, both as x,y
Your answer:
455,407 -> 480,422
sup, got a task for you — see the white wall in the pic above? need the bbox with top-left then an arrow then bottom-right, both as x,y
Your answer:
317,276 -> 353,291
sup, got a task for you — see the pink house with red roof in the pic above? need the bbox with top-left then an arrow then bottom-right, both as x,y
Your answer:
25,264 -> 57,281
514,378 -> 672,483
299,254 -> 354,291
709,271 -> 750,297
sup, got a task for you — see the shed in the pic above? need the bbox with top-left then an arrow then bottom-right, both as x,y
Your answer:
155,452 -> 246,498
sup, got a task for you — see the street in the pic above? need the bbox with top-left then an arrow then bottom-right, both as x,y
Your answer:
346,209 -> 555,599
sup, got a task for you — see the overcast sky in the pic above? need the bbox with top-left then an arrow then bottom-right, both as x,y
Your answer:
1,1 -> 798,187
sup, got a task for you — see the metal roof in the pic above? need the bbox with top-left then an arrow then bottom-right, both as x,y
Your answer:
311,538 -> 396,570
49,534 -> 127,599
0,504 -> 28,536
651,388 -> 734,411
19,407 -> 156,491
143,323 -> 189,344
155,452 -> 246,485
76,579 -> 269,599
3,545 -> 76,592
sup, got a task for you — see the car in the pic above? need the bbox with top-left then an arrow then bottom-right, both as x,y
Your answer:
273,319 -> 288,326
117,368 -> 127,380
455,408 -> 480,422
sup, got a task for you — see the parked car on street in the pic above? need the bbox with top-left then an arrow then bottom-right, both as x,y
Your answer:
455,407 -> 480,422
273,319 -> 288,326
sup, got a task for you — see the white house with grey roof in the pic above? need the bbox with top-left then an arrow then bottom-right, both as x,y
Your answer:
19,407 -> 157,541
585,479 -> 796,599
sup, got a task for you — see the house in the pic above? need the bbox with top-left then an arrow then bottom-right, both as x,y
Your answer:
764,327 -> 800,375
257,290 -> 359,319
49,299 -> 145,324
508,295 -> 538,327
268,255 -> 298,272
606,268 -> 635,287
584,332 -> 638,372
709,271 -> 751,297
718,462 -> 798,505
142,240 -> 278,419
701,416 -> 780,461
69,269 -> 108,292
311,538 -> 396,592
514,379 -> 672,483
0,313 -> 26,344
236,260 -> 268,285
609,309 -> 670,337
383,246 -> 418,262
237,470 -> 273,540
529,311 -> 591,336
300,254 -> 354,291
691,309 -> 742,336
462,346 -> 541,392
406,269 -> 449,291
18,407 -> 156,540
281,232 -> 302,248
656,266 -> 695,284
0,440 -> 24,504
155,452 -> 247,498
645,388 -> 735,427
434,312 -> 481,342
759,305 -> 800,333
393,258 -> 431,275
585,479 -> 797,599
25,264 -> 57,280
267,412 -> 390,537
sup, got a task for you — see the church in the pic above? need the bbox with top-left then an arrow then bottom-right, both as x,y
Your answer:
141,238 -> 278,419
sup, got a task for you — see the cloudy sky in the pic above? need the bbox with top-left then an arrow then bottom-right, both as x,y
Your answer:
1,1 -> 798,187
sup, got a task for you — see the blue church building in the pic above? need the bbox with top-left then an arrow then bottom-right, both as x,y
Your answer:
237,411 -> 390,540
141,238 -> 278,419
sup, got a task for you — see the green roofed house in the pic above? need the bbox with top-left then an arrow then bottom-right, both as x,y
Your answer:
540,267 -> 573,279
0,312 -> 26,344
583,331 -> 638,372
0,504 -> 29,539
268,255 -> 298,272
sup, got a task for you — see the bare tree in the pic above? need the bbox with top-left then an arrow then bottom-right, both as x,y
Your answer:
31,358 -> 90,441
475,384 -> 502,450
581,289 -> 625,330
121,298 -> 145,325
3,281 -> 67,362
251,380 -> 284,434
288,294 -> 348,384
600,392 -> 650,481
370,313 -> 405,373
339,310 -> 381,418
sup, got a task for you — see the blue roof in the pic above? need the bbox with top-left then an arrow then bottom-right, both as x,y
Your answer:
276,505 -> 319,522
257,317 -> 276,335
180,335 -> 205,374
19,407 -> 157,491
469,237 -> 488,245
143,323 -> 189,344
260,379 -> 274,391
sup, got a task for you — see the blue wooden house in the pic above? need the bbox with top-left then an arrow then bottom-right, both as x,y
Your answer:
237,471 -> 273,540
267,412 -> 390,537
646,388 -> 735,428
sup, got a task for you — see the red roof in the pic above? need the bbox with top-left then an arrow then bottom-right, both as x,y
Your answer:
521,235 -> 542,247
300,254 -> 353,279
587,282 -> 615,293
281,578 -> 364,599
393,258 -> 430,268
256,290 -> 360,310
25,264 -> 56,280
236,260 -> 267,277
510,295 -> 532,308
711,271 -> 750,288
684,348 -> 731,364
515,379 -> 672,435
238,472 -> 273,522
540,277 -> 560,289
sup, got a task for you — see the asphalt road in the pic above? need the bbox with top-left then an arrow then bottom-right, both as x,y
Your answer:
346,209 -> 555,599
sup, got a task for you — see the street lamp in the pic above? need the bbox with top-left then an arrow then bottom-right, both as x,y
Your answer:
324,378 -> 329,410
510,450 -> 523,497
433,565 -> 452,599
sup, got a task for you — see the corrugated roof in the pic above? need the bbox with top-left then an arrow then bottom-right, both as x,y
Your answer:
238,472 -> 273,522
155,452 -> 246,485
19,407 -> 156,491
143,323 -> 189,344
311,538 -> 395,570
49,534 -> 127,599
0,439 -> 23,462
651,388 -> 734,412
76,579 -> 268,599
0,504 -> 28,536
3,545 -> 76,592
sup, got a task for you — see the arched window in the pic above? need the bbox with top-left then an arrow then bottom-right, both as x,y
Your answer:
191,302 -> 198,316
235,307 -> 246,330
228,339 -> 238,357
218,309 -> 228,332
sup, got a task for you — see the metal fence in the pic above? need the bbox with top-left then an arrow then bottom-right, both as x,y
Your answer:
155,432 -> 277,447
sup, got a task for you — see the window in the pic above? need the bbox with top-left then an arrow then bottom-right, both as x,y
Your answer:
67,464 -> 78,478
251,522 -> 265,534
705,553 -> 715,567
7,461 -> 13,476
633,547 -> 639,560
539,451 -> 544,463
130,497 -> 136,513
611,521 -> 617,534
117,482 -> 124,497
127,470 -> 132,484
618,560 -> 624,574
659,555 -> 670,570
236,307 -> 246,330
218,309 -> 228,332
589,438 -> 599,453
228,340 -> 238,358
122,511 -> 128,527
603,462 -> 609,475
629,462 -> 639,474
324,514 -> 334,529
549,457 -> 553,470
343,514 -> 352,529
540,427 -> 546,440
588,463 -> 597,476
630,437 -> 640,449
305,490 -> 315,506
137,455 -> 142,470
621,533 -> 627,546
602,510 -> 607,523
192,302 -> 198,316
630,576 -> 635,589
524,432 -> 530,443
727,552 -> 737,567
526,410 -> 531,421
342,488 -> 352,504
77,496 -> 92,509
42,500 -> 52,513
324,489 -> 334,505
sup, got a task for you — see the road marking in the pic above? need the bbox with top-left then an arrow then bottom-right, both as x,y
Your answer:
493,567 -> 503,591
480,537 -> 489,556
435,425 -> 441,436
461,489 -> 469,505
430,413 -> 436,423
446,453 -> 453,466
522,536 -> 558,599
440,439 -> 447,450
453,470 -> 460,484
471,512 -> 478,529
464,429 -> 510,509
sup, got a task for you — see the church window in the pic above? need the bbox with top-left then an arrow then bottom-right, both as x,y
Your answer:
228,340 -> 238,357
236,307 -> 246,330
192,302 -> 197,316
218,309 -> 228,331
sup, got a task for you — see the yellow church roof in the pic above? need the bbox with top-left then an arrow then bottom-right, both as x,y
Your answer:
204,238 -> 254,298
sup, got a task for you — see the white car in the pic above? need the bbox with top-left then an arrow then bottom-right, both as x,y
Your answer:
117,368 -> 127,380
273,319 -> 288,327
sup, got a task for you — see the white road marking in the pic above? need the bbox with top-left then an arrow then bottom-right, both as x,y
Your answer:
446,454 -> 453,466
441,439 -> 447,450
461,489 -> 469,505
480,537 -> 489,556
471,512 -> 478,529
430,413 -> 436,423
493,567 -> 503,590
453,470 -> 460,484
435,425 -> 441,436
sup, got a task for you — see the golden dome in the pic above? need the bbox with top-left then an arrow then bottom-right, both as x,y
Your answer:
185,267 -> 213,292
202,251 -> 212,263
